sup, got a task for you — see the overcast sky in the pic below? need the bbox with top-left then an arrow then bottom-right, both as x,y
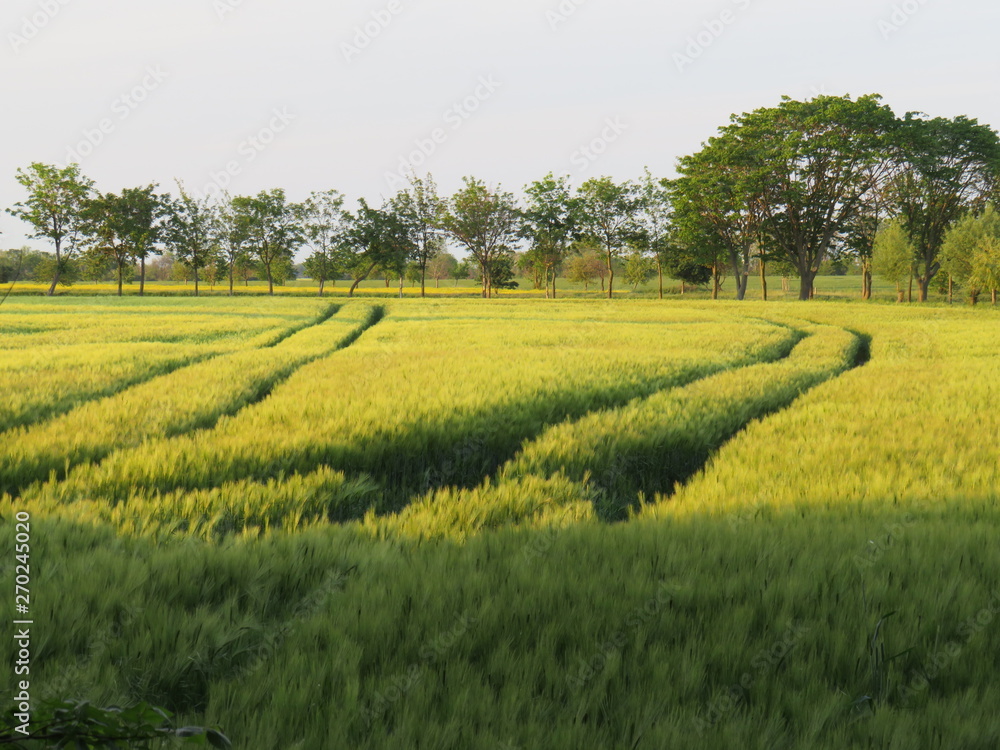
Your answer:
2,0 -> 998,253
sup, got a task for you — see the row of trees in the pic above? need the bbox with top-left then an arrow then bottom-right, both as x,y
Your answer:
671,95 -> 1000,302
5,165 -> 674,300
6,94 -> 999,303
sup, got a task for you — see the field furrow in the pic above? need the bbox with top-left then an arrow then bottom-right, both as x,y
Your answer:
20,306 -> 796,533
376,321 -> 861,537
0,304 -> 382,495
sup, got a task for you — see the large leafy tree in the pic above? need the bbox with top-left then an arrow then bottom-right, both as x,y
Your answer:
521,173 -> 577,299
690,95 -> 899,300
299,190 -> 349,297
233,189 -> 303,295
442,178 -> 521,299
7,163 -> 94,296
163,185 -> 217,297
575,177 -> 641,299
890,114 -> 1000,302
392,174 -> 447,298
671,133 -> 762,300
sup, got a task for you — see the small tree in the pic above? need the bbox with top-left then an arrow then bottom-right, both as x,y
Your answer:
299,189 -> 349,296
214,194 -> 252,296
873,219 -> 916,302
940,205 -> 1000,305
971,235 -> 1000,304
7,162 -> 94,295
443,177 -> 522,299
575,177 -> 640,299
233,189 -> 303,295
163,185 -> 216,296
522,173 -> 577,299
427,252 -> 458,288
393,173 -> 446,297
343,199 -> 413,297
623,249 -> 655,291
79,191 -> 134,296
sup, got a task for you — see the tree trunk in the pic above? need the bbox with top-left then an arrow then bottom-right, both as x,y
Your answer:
606,249 -> 614,300
318,279 -> 325,297
398,275 -> 403,299
267,268 -> 274,296
658,262 -> 664,300
681,281 -> 686,295
421,265 -> 427,298
908,274 -> 913,303
918,277 -> 929,303
861,260 -> 872,301
896,283 -> 904,303
760,259 -> 768,302
551,266 -> 557,300
194,268 -> 200,297
348,262 -> 378,297
46,240 -> 61,297
797,269 -> 815,301
229,266 -> 235,296
139,258 -> 146,296
736,273 -> 749,301
117,265 -> 124,297
993,289 -> 998,306
948,275 -> 953,304
712,264 -> 721,300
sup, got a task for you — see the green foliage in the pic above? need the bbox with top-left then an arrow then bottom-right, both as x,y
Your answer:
872,219 -> 915,286
6,163 -> 94,294
623,249 -> 655,290
442,177 -> 521,298
231,190 -> 302,295
892,114 -> 1000,298
575,176 -> 641,297
1,699 -> 230,749
940,205 -> 1000,300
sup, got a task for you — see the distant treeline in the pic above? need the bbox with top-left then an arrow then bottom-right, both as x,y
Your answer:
5,94 -> 1000,303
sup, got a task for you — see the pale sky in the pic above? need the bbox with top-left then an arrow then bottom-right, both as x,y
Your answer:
2,0 -> 998,254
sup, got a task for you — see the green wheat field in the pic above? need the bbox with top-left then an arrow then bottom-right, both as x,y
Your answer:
3,296 -> 1000,749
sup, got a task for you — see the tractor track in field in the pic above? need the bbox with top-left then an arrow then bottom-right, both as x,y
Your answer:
392,319 -> 867,525
0,304 -> 340,438
0,305 -> 386,499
